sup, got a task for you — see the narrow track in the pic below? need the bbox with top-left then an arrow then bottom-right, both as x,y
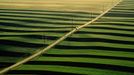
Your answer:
0,0 -> 122,74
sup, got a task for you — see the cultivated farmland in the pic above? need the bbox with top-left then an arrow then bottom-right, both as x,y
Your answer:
0,0 -> 134,75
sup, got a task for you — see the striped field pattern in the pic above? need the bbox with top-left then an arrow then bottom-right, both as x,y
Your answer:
0,0 -> 134,75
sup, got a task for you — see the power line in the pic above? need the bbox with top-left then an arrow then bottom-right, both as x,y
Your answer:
0,0 -> 122,74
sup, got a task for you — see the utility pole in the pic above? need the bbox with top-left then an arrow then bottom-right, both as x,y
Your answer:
72,14 -> 74,29
89,6 -> 92,21
102,3 -> 105,13
42,32 -> 46,47
91,10 -> 93,20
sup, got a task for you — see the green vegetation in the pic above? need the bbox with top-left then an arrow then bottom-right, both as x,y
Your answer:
0,0 -> 134,75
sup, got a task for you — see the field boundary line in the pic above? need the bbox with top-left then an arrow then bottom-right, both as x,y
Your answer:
0,0 -> 122,74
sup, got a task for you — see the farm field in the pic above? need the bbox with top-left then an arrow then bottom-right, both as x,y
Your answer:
0,0 -> 134,75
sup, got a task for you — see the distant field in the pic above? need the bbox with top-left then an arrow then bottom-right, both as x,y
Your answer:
0,0 -> 134,75
0,0 -> 117,12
